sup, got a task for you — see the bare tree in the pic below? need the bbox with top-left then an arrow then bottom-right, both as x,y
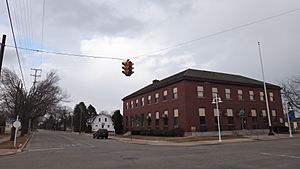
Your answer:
0,68 -> 68,136
281,75 -> 300,110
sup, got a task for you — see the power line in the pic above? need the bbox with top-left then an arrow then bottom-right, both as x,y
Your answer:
5,0 -> 27,90
2,7 -> 300,63
132,7 -> 300,59
40,0 -> 46,67
2,44 -> 124,61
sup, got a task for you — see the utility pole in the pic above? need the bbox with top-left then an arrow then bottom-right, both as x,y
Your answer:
30,68 -> 42,88
258,42 -> 273,135
29,68 -> 41,132
0,34 -> 7,77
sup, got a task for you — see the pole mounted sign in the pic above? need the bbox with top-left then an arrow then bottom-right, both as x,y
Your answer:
13,115 -> 21,147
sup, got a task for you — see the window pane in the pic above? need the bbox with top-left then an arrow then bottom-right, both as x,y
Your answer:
199,108 -> 205,116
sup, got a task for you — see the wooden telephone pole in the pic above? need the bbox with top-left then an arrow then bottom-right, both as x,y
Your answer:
30,68 -> 42,88
0,34 -> 7,77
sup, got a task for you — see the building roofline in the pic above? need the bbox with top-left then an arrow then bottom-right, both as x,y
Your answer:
122,69 -> 281,100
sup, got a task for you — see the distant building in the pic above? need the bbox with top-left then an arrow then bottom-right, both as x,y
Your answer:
122,69 -> 284,133
88,113 -> 115,132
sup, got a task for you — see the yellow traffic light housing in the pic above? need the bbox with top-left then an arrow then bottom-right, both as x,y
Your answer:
122,59 -> 134,76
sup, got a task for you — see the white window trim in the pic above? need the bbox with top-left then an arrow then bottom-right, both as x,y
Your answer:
199,108 -> 205,117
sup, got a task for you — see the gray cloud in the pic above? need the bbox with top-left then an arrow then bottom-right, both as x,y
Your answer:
1,0 -> 300,112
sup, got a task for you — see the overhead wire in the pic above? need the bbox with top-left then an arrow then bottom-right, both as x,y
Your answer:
132,7 -> 300,59
1,44 -> 124,61
5,0 -> 27,90
2,6 -> 300,63
40,0 -> 46,68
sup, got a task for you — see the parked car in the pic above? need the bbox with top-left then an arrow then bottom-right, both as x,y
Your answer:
93,129 -> 108,139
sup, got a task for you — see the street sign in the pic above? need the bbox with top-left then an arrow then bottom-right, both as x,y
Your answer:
13,116 -> 21,147
13,120 -> 21,128
288,111 -> 295,120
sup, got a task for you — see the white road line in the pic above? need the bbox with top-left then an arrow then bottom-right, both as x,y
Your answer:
28,147 -> 65,152
260,152 -> 300,159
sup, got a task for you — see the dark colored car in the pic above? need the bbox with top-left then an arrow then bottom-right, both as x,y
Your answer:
93,129 -> 108,139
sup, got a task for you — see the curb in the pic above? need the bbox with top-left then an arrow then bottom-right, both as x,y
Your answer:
0,133 -> 33,156
111,135 -> 299,146
17,132 -> 34,153
115,138 -> 255,146
0,149 -> 17,156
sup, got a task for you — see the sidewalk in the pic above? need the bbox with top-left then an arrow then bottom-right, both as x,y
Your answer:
0,133 -> 33,157
110,133 -> 300,146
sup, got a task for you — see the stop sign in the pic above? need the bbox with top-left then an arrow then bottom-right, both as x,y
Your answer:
13,120 -> 21,128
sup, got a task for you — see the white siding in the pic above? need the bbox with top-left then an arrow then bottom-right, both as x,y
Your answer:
91,114 -> 115,132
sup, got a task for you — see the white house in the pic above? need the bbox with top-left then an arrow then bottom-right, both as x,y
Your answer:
88,112 -> 115,132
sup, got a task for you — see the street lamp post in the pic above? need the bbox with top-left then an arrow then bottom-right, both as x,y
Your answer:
212,94 -> 222,142
287,103 -> 293,137
70,112 -> 74,132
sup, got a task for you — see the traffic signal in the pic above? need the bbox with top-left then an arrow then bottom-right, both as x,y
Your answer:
122,59 -> 134,76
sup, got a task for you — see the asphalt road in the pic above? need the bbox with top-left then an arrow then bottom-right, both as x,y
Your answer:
0,130 -> 300,169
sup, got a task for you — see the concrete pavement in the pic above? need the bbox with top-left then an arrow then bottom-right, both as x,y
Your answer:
1,130 -> 300,169
0,133 -> 32,156
109,133 -> 300,146
1,131 -> 299,156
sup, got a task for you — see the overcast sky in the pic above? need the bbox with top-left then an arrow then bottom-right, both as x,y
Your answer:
1,0 -> 300,113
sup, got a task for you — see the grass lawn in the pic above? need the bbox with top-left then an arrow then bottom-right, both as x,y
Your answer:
0,134 -> 31,149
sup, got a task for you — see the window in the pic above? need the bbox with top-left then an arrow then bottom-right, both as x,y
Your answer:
251,109 -> 257,117
173,109 -> 179,128
141,114 -> 144,127
238,90 -> 243,100
108,125 -> 110,128
197,86 -> 204,98
227,109 -> 233,117
272,110 -> 276,117
262,110 -> 268,127
172,87 -> 178,99
147,95 -> 151,104
249,91 -> 254,101
225,89 -> 231,100
105,118 -> 107,122
102,124 -> 105,128
141,97 -> 145,107
199,108 -> 206,131
251,109 -> 258,129
131,101 -> 134,108
126,102 -> 129,110
155,112 -> 160,126
135,99 -> 139,107
252,116 -> 258,129
226,109 -> 234,130
260,92 -> 264,101
199,108 -> 206,125
163,90 -> 168,101
212,87 -> 218,98
154,93 -> 159,103
163,110 -> 168,126
125,116 -> 128,128
130,116 -> 134,127
228,117 -> 234,125
261,110 -> 267,117
147,113 -> 151,126
269,92 -> 274,102
99,118 -> 101,122
214,108 -> 219,117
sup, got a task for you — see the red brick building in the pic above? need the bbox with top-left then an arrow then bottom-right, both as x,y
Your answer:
122,69 -> 284,133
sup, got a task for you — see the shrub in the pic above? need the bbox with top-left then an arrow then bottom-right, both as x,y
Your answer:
131,128 -> 185,137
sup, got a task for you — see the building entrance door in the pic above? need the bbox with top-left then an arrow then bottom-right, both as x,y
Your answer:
239,109 -> 247,130
241,118 -> 247,129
